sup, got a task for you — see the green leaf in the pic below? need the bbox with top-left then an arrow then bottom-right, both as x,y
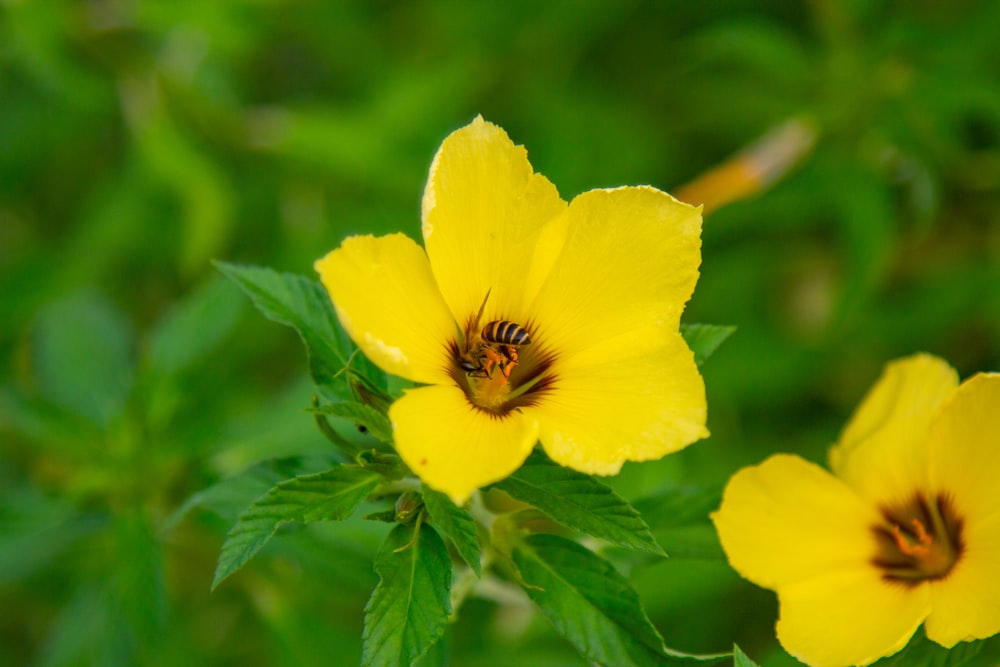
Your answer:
870,628 -> 983,667
146,275 -> 244,377
653,525 -> 725,561
421,488 -> 481,576
732,645 -> 759,667
632,485 -> 723,530
679,324 -> 736,367
513,534 -> 710,666
32,290 -> 134,426
362,522 -> 452,667
412,633 -> 449,667
215,262 -> 353,394
212,465 -> 381,589
163,463 -> 288,530
632,485 -> 727,559
311,400 -> 393,444
493,449 -> 664,556
349,351 -> 391,394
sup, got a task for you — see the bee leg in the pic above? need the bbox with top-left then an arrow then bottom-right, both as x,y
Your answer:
498,346 -> 518,381
505,345 -> 519,365
482,348 -> 503,379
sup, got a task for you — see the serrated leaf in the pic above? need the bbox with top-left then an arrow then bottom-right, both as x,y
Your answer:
362,523 -> 452,667
215,262 -> 352,394
212,465 -> 381,589
680,324 -> 736,367
871,628 -> 983,667
32,290 -> 134,427
513,534 -> 712,666
146,275 -> 244,377
732,645 -> 759,667
421,488 -> 481,576
493,449 -> 663,556
311,401 -> 393,443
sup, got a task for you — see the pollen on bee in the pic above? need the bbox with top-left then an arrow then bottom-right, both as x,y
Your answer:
448,292 -> 557,416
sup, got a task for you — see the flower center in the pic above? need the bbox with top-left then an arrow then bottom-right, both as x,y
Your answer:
871,493 -> 964,586
448,316 -> 556,416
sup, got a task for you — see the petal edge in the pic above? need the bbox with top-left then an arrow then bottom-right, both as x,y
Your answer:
391,385 -> 539,504
315,234 -> 455,384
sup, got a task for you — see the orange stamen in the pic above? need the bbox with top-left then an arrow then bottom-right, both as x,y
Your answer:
892,521 -> 932,557
872,493 -> 963,586
910,518 -> 933,546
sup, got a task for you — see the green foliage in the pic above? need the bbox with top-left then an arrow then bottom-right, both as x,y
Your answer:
632,485 -> 727,561
213,465 -> 381,589
513,534 -> 716,667
871,629 -> 983,667
163,462 -> 289,529
633,485 -> 724,531
494,449 -> 665,556
732,645 -> 759,667
215,262 -> 358,395
310,400 -> 394,444
362,522 -> 452,667
681,324 -> 737,368
421,488 -> 482,576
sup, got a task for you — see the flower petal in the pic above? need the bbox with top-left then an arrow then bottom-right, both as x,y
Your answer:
315,233 -> 455,384
828,354 -> 958,506
924,373 -> 1000,647
421,116 -> 567,325
776,569 -> 929,667
534,330 -> 707,474
525,186 -> 702,362
390,384 -> 539,504
711,454 -> 880,588
925,514 -> 1000,647
928,372 -> 1000,526
713,455 -> 931,667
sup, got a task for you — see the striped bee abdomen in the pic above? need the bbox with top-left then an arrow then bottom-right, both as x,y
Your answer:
482,320 -> 531,346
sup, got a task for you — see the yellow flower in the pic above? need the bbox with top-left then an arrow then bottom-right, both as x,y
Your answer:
712,354 -> 1000,667
315,116 -> 708,504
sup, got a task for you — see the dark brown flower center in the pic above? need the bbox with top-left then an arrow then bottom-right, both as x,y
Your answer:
447,317 -> 557,416
871,493 -> 964,587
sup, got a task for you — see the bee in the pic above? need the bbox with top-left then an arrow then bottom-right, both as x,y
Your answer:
458,291 -> 532,382
482,320 -> 531,347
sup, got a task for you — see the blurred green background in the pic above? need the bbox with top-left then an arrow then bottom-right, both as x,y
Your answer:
2,1 -> 999,665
